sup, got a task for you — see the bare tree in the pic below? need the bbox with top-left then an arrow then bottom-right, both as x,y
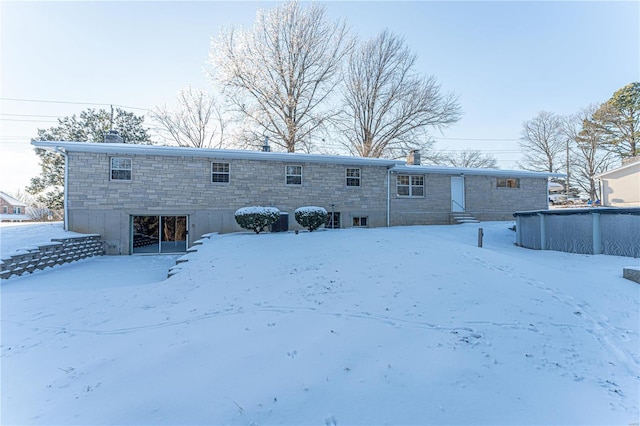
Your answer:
563,106 -> 615,200
437,149 -> 498,168
518,111 -> 565,172
208,1 -> 352,153
151,86 -> 227,149
338,29 -> 461,158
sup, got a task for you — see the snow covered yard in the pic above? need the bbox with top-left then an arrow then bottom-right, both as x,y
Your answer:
0,222 -> 83,258
1,222 -> 638,425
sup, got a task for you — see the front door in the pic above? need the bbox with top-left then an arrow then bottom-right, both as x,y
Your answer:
451,177 -> 465,212
132,215 -> 188,254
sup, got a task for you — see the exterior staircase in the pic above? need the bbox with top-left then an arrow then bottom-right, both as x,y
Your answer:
451,212 -> 480,224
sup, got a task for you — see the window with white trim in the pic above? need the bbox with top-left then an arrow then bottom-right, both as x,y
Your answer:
286,165 -> 302,185
15,207 -> 21,214
346,168 -> 361,187
110,157 -> 132,181
352,216 -> 368,227
497,178 -> 520,188
2,206 -> 7,214
397,175 -> 424,197
211,162 -> 230,183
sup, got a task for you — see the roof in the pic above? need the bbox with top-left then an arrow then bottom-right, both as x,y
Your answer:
0,191 -> 27,207
595,160 -> 640,179
31,141 -> 403,167
390,165 -> 564,179
31,140 -> 563,179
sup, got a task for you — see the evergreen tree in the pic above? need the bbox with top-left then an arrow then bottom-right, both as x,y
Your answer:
27,108 -> 153,210
592,82 -> 639,158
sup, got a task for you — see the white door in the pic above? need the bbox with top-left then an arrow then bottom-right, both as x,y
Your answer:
451,176 -> 465,212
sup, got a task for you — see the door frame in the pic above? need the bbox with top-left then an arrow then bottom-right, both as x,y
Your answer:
451,176 -> 466,212
130,214 -> 189,254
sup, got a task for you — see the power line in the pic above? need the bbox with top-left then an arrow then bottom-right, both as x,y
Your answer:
432,137 -> 519,141
0,118 -> 58,123
0,97 -> 149,111
1,113 -> 63,118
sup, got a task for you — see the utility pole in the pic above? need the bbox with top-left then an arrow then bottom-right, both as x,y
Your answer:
566,138 -> 570,197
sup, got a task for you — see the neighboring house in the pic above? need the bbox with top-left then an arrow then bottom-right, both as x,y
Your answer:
0,191 -> 30,222
32,141 -> 561,255
596,157 -> 640,207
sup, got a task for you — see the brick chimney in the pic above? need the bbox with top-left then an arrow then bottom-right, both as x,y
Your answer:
104,130 -> 124,143
407,149 -> 421,165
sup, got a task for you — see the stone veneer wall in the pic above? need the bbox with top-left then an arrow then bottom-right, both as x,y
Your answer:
67,152 -> 390,254
389,174 -> 548,226
1,235 -> 103,280
65,151 -> 550,254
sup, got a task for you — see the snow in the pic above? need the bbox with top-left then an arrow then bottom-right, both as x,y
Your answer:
235,206 -> 280,216
2,222 -> 639,425
0,222 -> 83,258
295,206 -> 328,215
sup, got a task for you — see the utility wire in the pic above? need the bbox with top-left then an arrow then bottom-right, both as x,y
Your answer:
431,137 -> 518,141
0,118 -> 58,123
0,97 -> 149,111
1,113 -> 64,118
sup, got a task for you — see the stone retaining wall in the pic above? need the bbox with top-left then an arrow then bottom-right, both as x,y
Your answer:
1,235 -> 103,280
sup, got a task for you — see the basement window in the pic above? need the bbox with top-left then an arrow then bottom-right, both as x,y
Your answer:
352,216 -> 368,227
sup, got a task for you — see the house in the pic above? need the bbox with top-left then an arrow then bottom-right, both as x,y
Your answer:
596,157 -> 640,207
0,191 -> 30,222
31,141 -> 561,255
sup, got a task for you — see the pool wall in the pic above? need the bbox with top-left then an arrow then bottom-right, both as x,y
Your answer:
514,208 -> 640,258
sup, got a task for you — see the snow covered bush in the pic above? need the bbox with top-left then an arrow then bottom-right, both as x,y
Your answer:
235,207 -> 281,234
294,206 -> 328,232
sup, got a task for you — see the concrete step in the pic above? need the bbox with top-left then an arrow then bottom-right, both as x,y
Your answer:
451,213 -> 479,224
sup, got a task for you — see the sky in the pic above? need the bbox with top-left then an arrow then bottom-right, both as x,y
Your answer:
1,0 -> 638,194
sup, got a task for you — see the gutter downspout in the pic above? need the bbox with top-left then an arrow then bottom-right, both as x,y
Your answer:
54,146 -> 69,231
387,167 -> 391,227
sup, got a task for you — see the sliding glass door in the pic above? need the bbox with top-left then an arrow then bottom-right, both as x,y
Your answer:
132,215 -> 187,254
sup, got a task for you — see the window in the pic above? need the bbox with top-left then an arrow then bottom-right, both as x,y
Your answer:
110,157 -> 132,181
212,162 -> 230,183
397,175 -> 424,197
352,216 -> 368,227
15,207 -> 21,214
326,212 -> 341,229
346,168 -> 361,187
497,178 -> 520,188
2,206 -> 7,214
286,165 -> 302,185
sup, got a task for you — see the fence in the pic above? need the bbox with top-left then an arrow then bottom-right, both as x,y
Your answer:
1,235 -> 103,280
514,208 -> 640,257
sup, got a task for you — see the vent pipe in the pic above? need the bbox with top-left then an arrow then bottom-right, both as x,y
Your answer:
262,136 -> 271,152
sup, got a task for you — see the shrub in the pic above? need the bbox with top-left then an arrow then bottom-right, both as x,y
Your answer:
235,206 -> 281,234
294,206 -> 328,232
